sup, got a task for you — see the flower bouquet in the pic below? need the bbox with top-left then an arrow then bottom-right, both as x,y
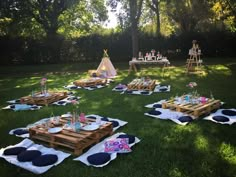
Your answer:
40,78 -> 47,95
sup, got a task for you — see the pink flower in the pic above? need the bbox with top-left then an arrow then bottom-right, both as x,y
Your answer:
40,78 -> 47,86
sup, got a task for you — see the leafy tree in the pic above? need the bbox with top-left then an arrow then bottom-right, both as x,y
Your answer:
146,0 -> 162,36
166,0 -> 211,33
108,0 -> 144,58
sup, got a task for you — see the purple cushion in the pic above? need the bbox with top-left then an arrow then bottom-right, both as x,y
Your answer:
117,134 -> 135,144
3,147 -> 27,156
17,150 -> 42,162
222,110 -> 236,116
32,154 -> 58,167
212,116 -> 230,122
87,152 -> 111,166
148,110 -> 162,116
13,129 -> 29,135
178,116 -> 193,122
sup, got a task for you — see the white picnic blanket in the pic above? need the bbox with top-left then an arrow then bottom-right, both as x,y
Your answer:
144,108 -> 193,125
73,132 -> 140,167
203,108 -> 236,125
0,139 -> 70,174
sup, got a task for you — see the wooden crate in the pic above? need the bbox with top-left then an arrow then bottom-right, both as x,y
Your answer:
162,99 -> 221,118
20,92 -> 67,106
29,118 -> 113,155
73,78 -> 107,87
127,79 -> 156,91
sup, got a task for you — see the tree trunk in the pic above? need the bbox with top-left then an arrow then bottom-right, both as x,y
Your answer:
131,23 -> 139,58
155,1 -> 161,36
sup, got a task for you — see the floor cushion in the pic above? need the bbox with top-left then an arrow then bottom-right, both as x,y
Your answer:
87,152 -> 111,166
3,147 -> 27,156
117,134 -> 136,144
148,110 -> 162,116
178,116 -> 193,123
32,154 -> 58,167
212,116 -> 230,122
17,150 -> 42,162
222,110 -> 236,116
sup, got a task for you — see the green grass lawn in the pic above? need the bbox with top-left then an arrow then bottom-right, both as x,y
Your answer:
0,58 -> 236,177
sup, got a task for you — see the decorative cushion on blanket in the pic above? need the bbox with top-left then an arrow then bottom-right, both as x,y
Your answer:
212,116 -> 230,122
159,88 -> 168,92
222,110 -> 236,116
86,116 -> 96,119
178,116 -> 193,123
148,110 -> 162,116
57,101 -> 66,105
117,134 -> 136,144
32,154 -> 58,167
109,120 -> 119,128
13,129 -> 29,135
17,150 -> 42,162
140,91 -> 149,95
3,147 -> 27,156
101,117 -> 109,121
10,105 -> 15,109
87,152 -> 111,166
104,138 -> 131,153
153,104 -> 162,108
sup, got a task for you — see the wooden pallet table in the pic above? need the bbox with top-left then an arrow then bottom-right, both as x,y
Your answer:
162,98 -> 221,118
73,78 -> 107,87
20,92 -> 67,106
29,118 -> 113,155
127,79 -> 156,91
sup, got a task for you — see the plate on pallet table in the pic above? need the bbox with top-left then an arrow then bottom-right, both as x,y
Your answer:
82,124 -> 99,131
48,127 -> 62,134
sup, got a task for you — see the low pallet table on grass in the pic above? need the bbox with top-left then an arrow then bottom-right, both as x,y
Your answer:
20,92 -> 67,106
162,98 -> 221,118
127,79 -> 156,91
29,118 -> 113,155
73,78 -> 107,87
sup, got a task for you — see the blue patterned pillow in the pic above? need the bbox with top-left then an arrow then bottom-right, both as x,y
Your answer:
17,150 -> 42,162
87,152 -> 111,166
3,147 -> 27,156
32,154 -> 58,167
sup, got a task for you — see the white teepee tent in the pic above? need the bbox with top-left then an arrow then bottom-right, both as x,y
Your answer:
96,50 -> 117,78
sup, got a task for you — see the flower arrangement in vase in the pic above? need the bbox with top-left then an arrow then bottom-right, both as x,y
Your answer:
40,78 -> 47,95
